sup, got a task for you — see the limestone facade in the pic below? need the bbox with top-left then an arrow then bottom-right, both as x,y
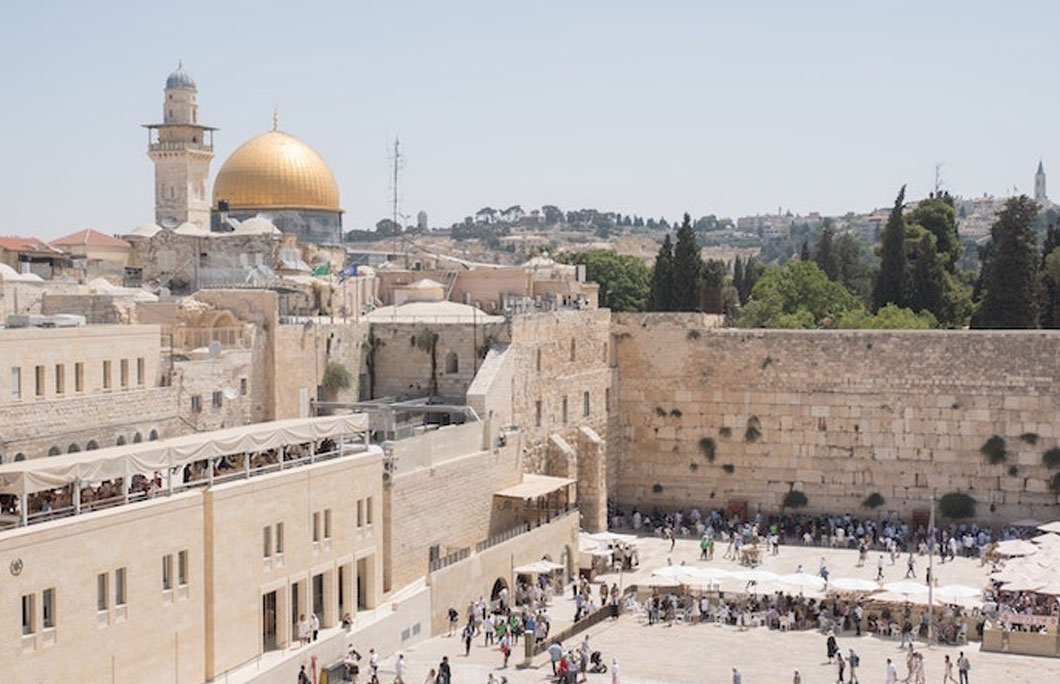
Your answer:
611,315 -> 1060,523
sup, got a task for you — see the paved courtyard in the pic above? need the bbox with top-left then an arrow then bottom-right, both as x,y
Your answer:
372,535 -> 1059,683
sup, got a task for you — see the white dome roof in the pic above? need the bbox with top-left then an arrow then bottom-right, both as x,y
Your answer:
126,223 -> 162,239
174,222 -> 212,237
233,216 -> 281,236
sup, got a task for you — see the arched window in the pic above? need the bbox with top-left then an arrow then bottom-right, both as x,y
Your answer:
133,432 -> 143,444
15,453 -> 26,462
47,446 -> 61,457
116,435 -> 126,446
149,429 -> 159,441
67,444 -> 80,454
86,440 -> 99,451
445,351 -> 459,375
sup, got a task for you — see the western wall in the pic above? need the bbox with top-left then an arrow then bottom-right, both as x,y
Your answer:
610,313 -> 1060,523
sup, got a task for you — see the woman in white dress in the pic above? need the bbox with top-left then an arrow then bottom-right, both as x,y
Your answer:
611,658 -> 620,684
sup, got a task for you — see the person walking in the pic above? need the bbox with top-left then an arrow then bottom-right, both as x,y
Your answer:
437,656 -> 451,684
877,554 -> 886,581
423,669 -> 436,684
611,657 -> 621,684
836,652 -> 846,684
463,622 -> 474,656
905,553 -> 916,579
956,652 -> 970,684
298,665 -> 311,684
848,648 -> 859,684
311,612 -> 320,641
394,653 -> 406,684
732,667 -> 742,684
826,630 -> 839,662
793,670 -> 802,684
943,655 -> 958,684
886,658 -> 898,684
548,641 -> 563,676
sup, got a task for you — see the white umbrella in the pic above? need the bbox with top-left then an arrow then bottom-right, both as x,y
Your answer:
996,539 -> 1039,557
779,573 -> 827,592
733,569 -> 780,583
934,585 -> 981,603
1010,518 -> 1044,528
882,580 -> 930,596
637,575 -> 681,588
1033,582 -> 1060,596
585,531 -> 638,544
1032,532 -> 1060,546
1001,577 -> 1045,592
1036,521 -> 1060,534
684,567 -> 735,581
652,565 -> 695,579
874,590 -> 930,605
830,577 -> 881,593
513,560 -> 564,574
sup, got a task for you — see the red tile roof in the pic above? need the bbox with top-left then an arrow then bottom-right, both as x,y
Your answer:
0,235 -> 65,254
49,229 -> 130,249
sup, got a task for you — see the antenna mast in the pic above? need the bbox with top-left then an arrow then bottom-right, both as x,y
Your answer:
389,136 -> 405,254
934,162 -> 944,195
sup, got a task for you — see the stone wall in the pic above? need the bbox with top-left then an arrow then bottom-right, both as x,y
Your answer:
507,310 -> 614,530
612,314 -> 1060,523
386,427 -> 522,592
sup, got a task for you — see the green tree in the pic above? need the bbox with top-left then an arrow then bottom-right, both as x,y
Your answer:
974,196 -> 1040,328
836,303 -> 937,329
813,222 -> 840,281
835,232 -> 871,300
560,249 -> 651,312
700,258 -> 727,314
907,195 -> 960,271
732,257 -> 746,305
541,205 -> 564,225
650,235 -> 675,311
1038,223 -> 1060,328
910,233 -> 945,316
799,240 -> 811,262
672,213 -> 704,311
375,218 -> 402,235
874,186 -> 910,311
735,260 -> 862,328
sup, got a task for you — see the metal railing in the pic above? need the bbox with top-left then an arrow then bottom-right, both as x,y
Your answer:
149,141 -> 213,152
429,547 -> 471,572
164,326 -> 248,351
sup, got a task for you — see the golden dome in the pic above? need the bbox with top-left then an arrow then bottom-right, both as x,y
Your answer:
212,130 -> 340,211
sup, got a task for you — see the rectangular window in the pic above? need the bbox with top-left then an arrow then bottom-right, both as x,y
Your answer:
136,357 -> 145,386
97,572 -> 109,611
366,496 -> 373,525
115,568 -> 127,606
212,390 -> 222,408
55,364 -> 64,394
178,550 -> 188,586
75,362 -> 84,392
42,588 -> 55,629
120,359 -> 129,388
605,388 -> 611,409
162,554 -> 173,591
11,366 -> 21,400
357,500 -> 364,527
102,360 -> 112,389
21,594 -> 34,635
275,523 -> 284,554
562,396 -> 568,424
324,509 -> 332,539
536,348 -> 542,372
583,391 -> 590,417
263,526 -> 272,558
313,511 -> 321,542
191,394 -> 202,412
35,365 -> 45,397
240,377 -> 248,395
535,400 -> 542,428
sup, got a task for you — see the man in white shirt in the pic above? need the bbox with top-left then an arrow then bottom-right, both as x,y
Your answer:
885,658 -> 897,684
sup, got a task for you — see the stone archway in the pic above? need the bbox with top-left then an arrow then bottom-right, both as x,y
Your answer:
490,577 -> 508,604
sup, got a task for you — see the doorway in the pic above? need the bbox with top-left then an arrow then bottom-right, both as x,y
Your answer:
262,591 -> 278,652
291,581 -> 301,642
338,565 -> 348,619
312,573 -> 324,623
356,557 -> 368,610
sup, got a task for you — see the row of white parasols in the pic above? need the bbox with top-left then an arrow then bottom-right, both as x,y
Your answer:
989,527 -> 1060,596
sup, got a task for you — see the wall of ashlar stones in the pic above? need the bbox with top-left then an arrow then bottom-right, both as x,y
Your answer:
611,314 -> 1060,523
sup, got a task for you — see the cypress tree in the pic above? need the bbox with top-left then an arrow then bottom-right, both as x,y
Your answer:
799,240 -> 811,262
732,257 -> 746,305
672,213 -> 703,311
974,196 -> 1040,328
910,233 -> 944,316
650,234 -> 675,311
873,185 -> 910,311
1039,223 -> 1060,328
813,222 -> 840,281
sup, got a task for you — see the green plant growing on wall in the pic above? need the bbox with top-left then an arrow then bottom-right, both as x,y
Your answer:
699,437 -> 717,462
980,435 -> 1007,465
1051,472 -> 1060,493
412,328 -> 440,397
361,330 -> 385,399
862,492 -> 886,509
744,416 -> 762,443
939,492 -> 976,519
321,361 -> 353,401
655,407 -> 667,417
689,462 -> 699,472
687,329 -> 701,340
721,463 -> 735,474
1008,465 -> 1020,477
651,483 -> 664,493
670,408 -> 683,418
1044,448 -> 1060,469
782,490 -> 808,509
1020,432 -> 1040,445
719,426 -> 732,439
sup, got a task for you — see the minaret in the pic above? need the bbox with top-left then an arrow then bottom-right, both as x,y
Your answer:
143,63 -> 217,228
1035,161 -> 1048,205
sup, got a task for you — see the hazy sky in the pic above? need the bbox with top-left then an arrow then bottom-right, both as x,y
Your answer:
1,1 -> 1058,239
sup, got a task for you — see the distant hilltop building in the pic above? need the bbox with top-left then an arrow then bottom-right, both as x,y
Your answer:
145,64 -> 344,244
1035,160 -> 1050,207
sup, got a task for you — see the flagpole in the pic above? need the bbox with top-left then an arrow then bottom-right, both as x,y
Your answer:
928,489 -> 935,644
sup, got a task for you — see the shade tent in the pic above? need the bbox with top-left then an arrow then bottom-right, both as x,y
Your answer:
584,531 -> 638,545
933,585 -> 982,603
778,574 -> 827,592
829,578 -> 880,593
513,560 -> 564,574
1037,521 -> 1060,534
1010,518 -> 1044,528
995,539 -> 1039,557
636,575 -> 681,589
0,415 -> 368,497
882,581 -> 929,596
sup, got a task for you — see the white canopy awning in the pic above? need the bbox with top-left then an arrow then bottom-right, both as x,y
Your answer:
0,415 -> 368,497
494,473 -> 575,499
513,560 -> 565,574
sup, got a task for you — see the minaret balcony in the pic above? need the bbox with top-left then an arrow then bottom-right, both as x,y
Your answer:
149,140 -> 214,153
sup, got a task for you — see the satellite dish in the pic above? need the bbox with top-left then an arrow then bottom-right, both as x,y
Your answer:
208,341 -> 222,357
160,216 -> 179,229
223,387 -> 238,401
